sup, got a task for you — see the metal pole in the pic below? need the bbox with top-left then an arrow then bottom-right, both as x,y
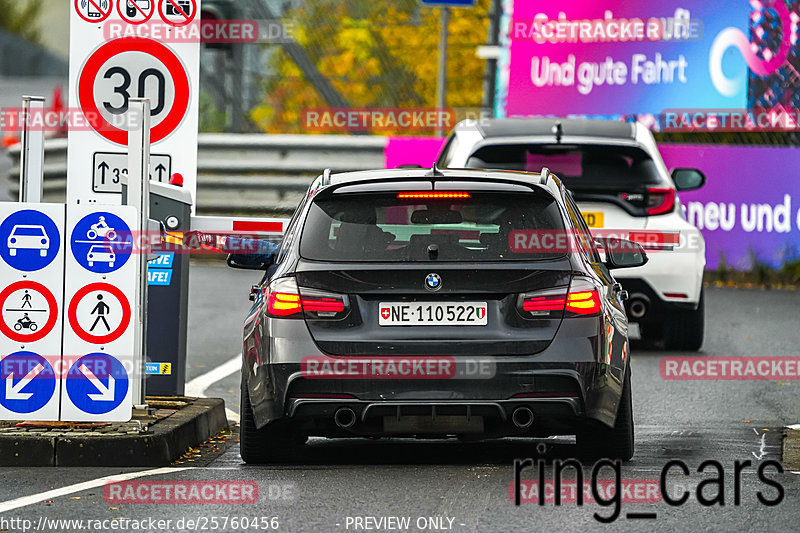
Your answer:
127,99 -> 151,409
18,96 -> 45,203
435,6 -> 450,137
482,0 -> 502,117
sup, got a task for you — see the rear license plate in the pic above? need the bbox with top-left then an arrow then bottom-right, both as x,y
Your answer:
582,211 -> 604,228
383,415 -> 484,434
379,302 -> 488,326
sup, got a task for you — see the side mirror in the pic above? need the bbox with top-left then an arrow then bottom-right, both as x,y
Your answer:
671,168 -> 706,191
227,252 -> 275,270
601,238 -> 648,269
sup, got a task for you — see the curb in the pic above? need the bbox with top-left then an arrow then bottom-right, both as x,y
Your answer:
783,426 -> 800,471
0,398 -> 228,467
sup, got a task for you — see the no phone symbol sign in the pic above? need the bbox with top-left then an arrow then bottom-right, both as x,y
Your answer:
0,281 -> 58,343
118,0 -> 156,25
78,37 -> 190,145
68,283 -> 131,344
75,0 -> 113,23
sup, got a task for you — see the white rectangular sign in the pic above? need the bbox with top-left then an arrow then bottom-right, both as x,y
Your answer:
67,0 -> 201,208
0,203 -> 65,421
61,204 -> 138,422
93,152 -> 172,193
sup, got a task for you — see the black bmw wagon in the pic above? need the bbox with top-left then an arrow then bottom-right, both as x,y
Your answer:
228,167 -> 647,463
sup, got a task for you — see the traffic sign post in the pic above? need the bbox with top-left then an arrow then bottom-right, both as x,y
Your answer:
127,100 -> 151,408
19,96 -> 46,204
61,204 -> 137,422
0,203 -> 65,420
67,1 -> 200,209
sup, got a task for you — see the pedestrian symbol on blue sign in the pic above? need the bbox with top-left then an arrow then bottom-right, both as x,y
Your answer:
70,212 -> 133,273
0,352 -> 56,414
0,210 -> 61,272
66,353 -> 129,414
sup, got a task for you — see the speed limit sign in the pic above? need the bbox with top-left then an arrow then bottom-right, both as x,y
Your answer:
67,1 -> 200,207
78,37 -> 190,145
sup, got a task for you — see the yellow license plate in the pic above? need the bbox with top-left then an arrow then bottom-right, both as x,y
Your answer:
582,212 -> 604,228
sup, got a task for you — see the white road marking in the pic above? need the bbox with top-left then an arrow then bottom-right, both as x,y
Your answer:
752,430 -> 767,460
0,467 -> 190,514
185,355 -> 241,423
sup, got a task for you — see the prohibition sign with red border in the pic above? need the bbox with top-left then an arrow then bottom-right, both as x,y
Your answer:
78,37 -> 190,145
117,0 -> 156,25
0,281 -> 59,343
68,283 -> 132,344
75,0 -> 113,24
159,0 -> 197,27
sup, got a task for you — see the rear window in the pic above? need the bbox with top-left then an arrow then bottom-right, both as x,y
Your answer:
466,144 -> 661,190
299,191 -> 566,262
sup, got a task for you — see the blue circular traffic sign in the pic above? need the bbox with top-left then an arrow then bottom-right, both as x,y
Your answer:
0,351 -> 56,414
70,212 -> 133,274
0,210 -> 61,272
66,353 -> 129,415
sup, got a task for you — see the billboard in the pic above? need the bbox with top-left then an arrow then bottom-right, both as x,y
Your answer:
496,0 -> 794,119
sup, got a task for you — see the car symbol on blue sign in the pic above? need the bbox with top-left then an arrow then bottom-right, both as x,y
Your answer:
66,353 -> 129,415
0,351 -> 56,414
70,213 -> 133,274
0,210 -> 60,272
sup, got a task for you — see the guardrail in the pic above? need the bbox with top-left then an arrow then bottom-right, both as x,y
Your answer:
5,134 -> 388,215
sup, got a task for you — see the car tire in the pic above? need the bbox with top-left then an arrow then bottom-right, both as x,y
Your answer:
576,367 -> 634,462
240,382 -> 306,464
663,289 -> 704,351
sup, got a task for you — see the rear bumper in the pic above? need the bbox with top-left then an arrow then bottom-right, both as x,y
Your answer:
243,307 -> 629,438
613,234 -> 704,305
618,278 -> 698,317
245,329 -> 626,437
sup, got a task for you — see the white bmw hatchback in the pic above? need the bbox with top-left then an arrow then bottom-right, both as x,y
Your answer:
437,118 -> 706,350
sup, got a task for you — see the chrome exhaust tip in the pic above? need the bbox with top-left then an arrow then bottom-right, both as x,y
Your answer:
334,407 -> 357,429
511,407 -> 534,430
628,294 -> 649,319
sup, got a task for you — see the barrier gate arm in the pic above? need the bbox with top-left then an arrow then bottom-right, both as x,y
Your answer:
189,216 -> 290,252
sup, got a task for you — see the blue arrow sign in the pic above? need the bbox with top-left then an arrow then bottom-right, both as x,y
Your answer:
0,352 -> 56,414
70,212 -> 133,274
66,353 -> 129,415
0,210 -> 61,272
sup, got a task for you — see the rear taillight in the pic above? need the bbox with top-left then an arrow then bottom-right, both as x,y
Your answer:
518,284 -> 601,318
566,290 -> 601,315
518,287 -> 568,318
266,278 -> 303,317
646,188 -> 675,215
266,278 -> 349,320
300,287 -> 349,320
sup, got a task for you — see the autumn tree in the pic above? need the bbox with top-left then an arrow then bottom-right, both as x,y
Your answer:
251,0 -> 490,134
0,0 -> 43,43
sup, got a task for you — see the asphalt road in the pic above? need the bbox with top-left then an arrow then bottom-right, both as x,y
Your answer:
0,263 -> 799,532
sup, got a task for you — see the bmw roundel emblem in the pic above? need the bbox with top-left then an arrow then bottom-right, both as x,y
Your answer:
425,273 -> 442,291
